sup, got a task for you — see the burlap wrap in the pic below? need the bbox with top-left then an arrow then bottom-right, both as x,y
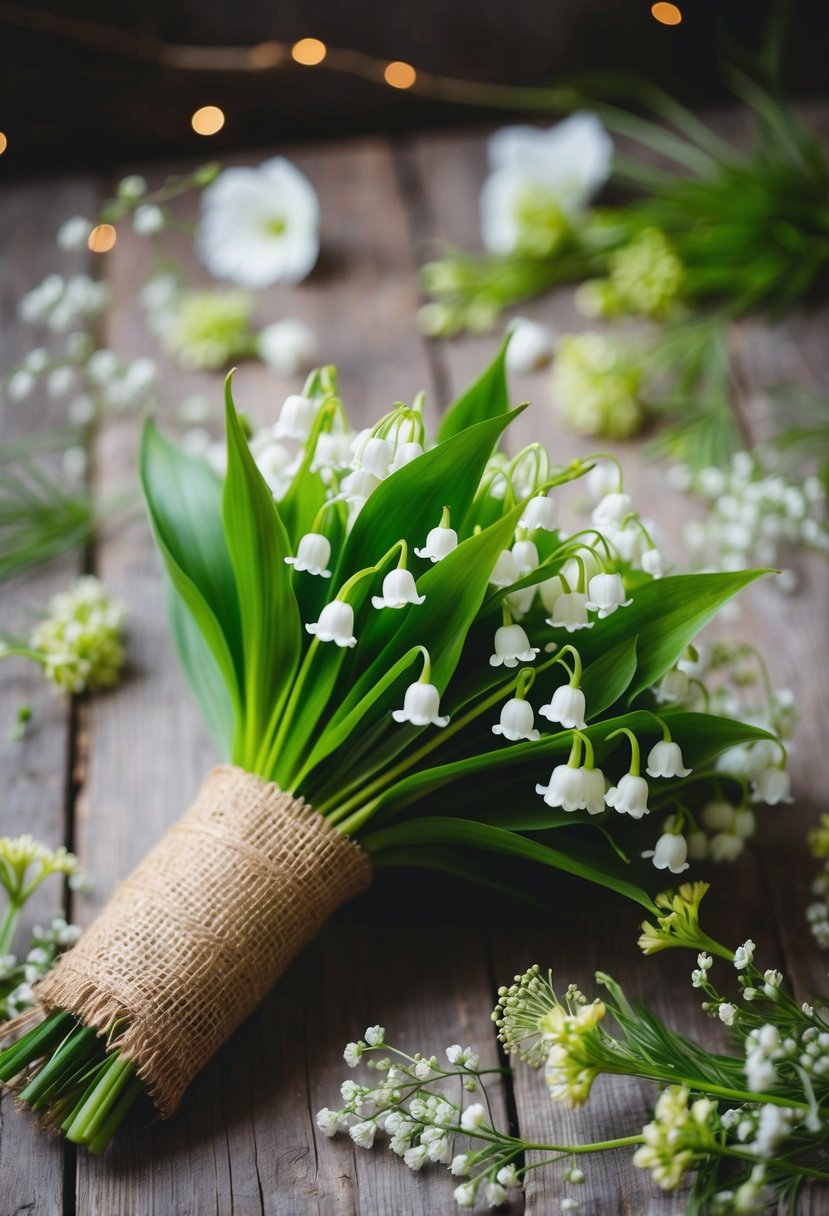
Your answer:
35,765 -> 372,1118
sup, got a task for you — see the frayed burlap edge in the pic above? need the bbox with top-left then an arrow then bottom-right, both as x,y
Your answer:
35,765 -> 371,1119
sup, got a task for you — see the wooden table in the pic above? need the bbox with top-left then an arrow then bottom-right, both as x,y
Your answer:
1,121 -> 828,1216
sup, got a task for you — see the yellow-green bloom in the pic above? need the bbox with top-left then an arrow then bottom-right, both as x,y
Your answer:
637,881 -> 726,957
633,1085 -> 717,1190
0,834 -> 79,902
162,289 -> 257,370
608,228 -> 684,319
551,332 -> 646,440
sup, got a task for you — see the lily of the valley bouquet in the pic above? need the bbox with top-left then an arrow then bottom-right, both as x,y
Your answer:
0,345 -> 788,1151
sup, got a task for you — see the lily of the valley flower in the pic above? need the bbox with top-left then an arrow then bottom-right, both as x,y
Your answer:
197,156 -> 320,288
540,685 -> 586,731
646,729 -> 692,780
257,318 -> 318,374
372,567 -> 425,610
305,599 -> 356,647
489,609 -> 540,668
354,435 -> 393,479
592,492 -> 635,530
274,393 -> 317,441
392,651 -> 449,728
415,506 -> 458,563
605,726 -> 650,818
751,765 -> 793,805
505,317 -> 555,374
518,491 -> 559,533
489,549 -> 520,589
655,667 -> 691,705
512,539 -> 539,576
285,531 -> 332,577
546,589 -> 593,633
586,572 -> 631,618
390,440 -> 424,472
643,832 -> 690,874
536,732 -> 606,814
493,697 -> 539,742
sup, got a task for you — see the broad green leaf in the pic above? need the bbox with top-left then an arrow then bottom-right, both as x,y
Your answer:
361,817 -> 656,910
580,636 -> 639,718
657,710 -> 777,769
223,379 -> 302,767
437,335 -> 511,442
371,846 -> 550,912
573,571 -> 768,703
335,406 -> 525,586
140,419 -> 242,720
165,582 -> 234,757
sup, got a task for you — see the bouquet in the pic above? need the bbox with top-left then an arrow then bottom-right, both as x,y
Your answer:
0,345 -> 786,1151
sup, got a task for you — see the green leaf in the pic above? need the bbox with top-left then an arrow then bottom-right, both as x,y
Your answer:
165,582 -> 233,757
361,817 -> 656,910
437,336 -> 511,442
140,419 -> 243,723
335,405 -> 525,586
580,636 -> 639,717
222,377 -> 302,767
658,710 -> 777,769
575,571 -> 768,703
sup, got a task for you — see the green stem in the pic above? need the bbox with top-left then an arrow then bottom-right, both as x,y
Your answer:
720,1147 -> 829,1183
0,898 -> 22,956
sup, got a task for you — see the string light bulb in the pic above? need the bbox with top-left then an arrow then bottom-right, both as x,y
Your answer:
384,61 -> 417,90
191,105 -> 225,136
292,38 -> 327,66
651,2 -> 682,25
0,132 -> 7,156
87,224 -> 117,253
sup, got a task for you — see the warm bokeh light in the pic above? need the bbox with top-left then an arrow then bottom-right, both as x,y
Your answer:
292,38 -> 327,66
191,105 -> 226,136
651,2 -> 682,25
0,132 -> 7,156
250,41 -> 285,69
87,224 -> 117,254
384,61 -> 417,90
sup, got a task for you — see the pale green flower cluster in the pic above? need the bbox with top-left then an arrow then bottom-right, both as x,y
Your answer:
158,288 -> 258,371
29,575 -> 126,694
550,332 -> 646,440
578,228 -> 684,321
632,1085 -> 717,1190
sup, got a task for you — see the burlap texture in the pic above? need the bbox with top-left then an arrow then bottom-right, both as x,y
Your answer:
35,765 -> 371,1118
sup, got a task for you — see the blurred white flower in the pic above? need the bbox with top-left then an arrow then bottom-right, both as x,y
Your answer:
133,204 -> 165,235
481,113 -> 613,255
505,316 -> 555,373
197,157 -> 320,287
57,216 -> 92,251
258,318 -> 318,374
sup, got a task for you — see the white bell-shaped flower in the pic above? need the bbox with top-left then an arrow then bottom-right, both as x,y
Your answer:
372,568 -> 425,610
254,441 -> 293,496
582,767 -> 608,815
415,519 -> 458,563
518,493 -> 559,532
605,773 -> 650,818
585,572 -> 631,618
592,492 -> 634,529
539,575 -> 564,614
505,317 -> 555,374
355,435 -> 393,478
311,431 -> 352,473
339,468 -> 382,501
492,698 -> 539,742
390,440 -> 424,472
643,832 -> 690,874
535,764 -> 586,811
489,624 -> 540,668
274,393 -> 316,441
305,600 -> 356,647
489,549 -> 520,588
512,540 -> 539,576
539,684 -> 587,730
646,740 -> 691,779
285,532 -> 332,577
392,681 -> 449,728
654,668 -> 691,704
507,586 -> 535,617
751,767 -> 793,806
546,592 -> 593,633
641,547 -> 668,578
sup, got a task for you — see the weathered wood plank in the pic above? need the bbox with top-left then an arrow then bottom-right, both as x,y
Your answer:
74,138 -> 514,1215
0,175 -> 102,1216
